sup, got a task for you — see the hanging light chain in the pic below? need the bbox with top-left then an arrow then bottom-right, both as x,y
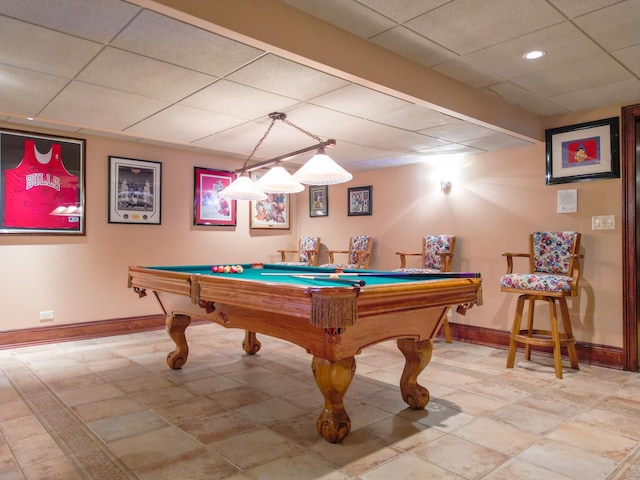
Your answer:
241,116 -> 279,169
279,115 -> 323,143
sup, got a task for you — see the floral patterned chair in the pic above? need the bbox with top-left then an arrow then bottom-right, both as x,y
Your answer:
322,235 -> 374,270
277,236 -> 320,266
395,235 -> 456,342
500,231 -> 582,379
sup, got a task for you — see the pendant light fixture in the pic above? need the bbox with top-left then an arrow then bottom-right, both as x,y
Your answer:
220,112 -> 349,201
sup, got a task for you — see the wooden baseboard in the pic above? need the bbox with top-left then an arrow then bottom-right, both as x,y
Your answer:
445,322 -> 625,370
0,315 -> 166,349
1,316 -> 625,370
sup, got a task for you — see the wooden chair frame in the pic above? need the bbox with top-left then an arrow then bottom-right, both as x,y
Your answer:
502,232 -> 583,378
278,236 -> 320,266
326,235 -> 374,269
395,235 -> 456,343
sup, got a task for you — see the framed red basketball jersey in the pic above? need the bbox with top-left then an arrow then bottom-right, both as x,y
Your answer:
1,129 -> 85,234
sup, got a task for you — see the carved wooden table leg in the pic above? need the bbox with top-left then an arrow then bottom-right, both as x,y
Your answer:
312,356 -> 355,443
166,314 -> 191,369
243,331 -> 261,355
397,338 -> 433,409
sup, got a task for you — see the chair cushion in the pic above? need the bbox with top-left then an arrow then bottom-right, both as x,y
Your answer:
500,273 -> 573,292
299,236 -> 318,263
424,235 -> 452,270
322,263 -> 362,270
277,261 -> 309,266
533,231 -> 576,274
394,268 -> 440,274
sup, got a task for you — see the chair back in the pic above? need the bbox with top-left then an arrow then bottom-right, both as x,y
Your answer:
299,236 -> 320,265
530,231 -> 580,275
349,235 -> 374,268
423,235 -> 456,271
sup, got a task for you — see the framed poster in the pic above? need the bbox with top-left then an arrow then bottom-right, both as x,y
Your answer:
108,156 -> 161,224
309,185 -> 328,217
249,170 -> 290,229
545,117 -> 620,185
0,129 -> 85,235
194,167 -> 236,226
347,185 -> 372,216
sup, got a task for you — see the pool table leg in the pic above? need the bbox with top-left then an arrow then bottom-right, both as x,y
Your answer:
397,338 -> 433,409
312,356 -> 355,443
242,331 -> 262,355
166,314 -> 191,369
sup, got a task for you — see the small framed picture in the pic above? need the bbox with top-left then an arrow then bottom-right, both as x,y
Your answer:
193,167 -> 236,226
0,128 -> 86,235
309,185 -> 328,217
108,156 -> 161,224
347,186 -> 372,216
545,117 -> 620,185
249,170 -> 290,229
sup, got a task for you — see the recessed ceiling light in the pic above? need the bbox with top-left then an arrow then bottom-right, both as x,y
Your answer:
523,50 -> 546,60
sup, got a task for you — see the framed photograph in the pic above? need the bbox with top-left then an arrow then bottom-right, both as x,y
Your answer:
546,117 -> 620,185
193,167 -> 236,226
249,170 -> 290,229
0,129 -> 85,235
347,186 -> 372,216
309,185 -> 328,217
108,156 -> 161,224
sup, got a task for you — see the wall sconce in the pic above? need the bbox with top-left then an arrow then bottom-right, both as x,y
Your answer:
440,178 -> 452,191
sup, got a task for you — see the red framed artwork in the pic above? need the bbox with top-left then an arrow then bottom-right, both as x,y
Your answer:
0,128 -> 85,235
545,117 -> 620,185
194,167 -> 236,226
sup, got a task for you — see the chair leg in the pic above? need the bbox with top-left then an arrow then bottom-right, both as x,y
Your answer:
442,317 -> 452,343
506,295 -> 526,368
547,297 -> 563,379
524,297 -> 536,361
559,297 -> 579,370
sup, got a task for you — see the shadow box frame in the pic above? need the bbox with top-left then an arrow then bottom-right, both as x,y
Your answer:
347,185 -> 372,216
108,156 -> 162,225
0,128 -> 86,235
309,185 -> 328,217
193,167 -> 237,226
545,117 -> 620,185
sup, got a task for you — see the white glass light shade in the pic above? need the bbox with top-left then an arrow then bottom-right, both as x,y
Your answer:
293,149 -> 352,185
219,175 -> 267,201
255,166 -> 304,193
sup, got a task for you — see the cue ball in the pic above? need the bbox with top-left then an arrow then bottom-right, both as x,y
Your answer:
329,273 -> 339,279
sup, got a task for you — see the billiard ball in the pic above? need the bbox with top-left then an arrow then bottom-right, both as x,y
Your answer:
230,266 -> 237,273
236,265 -> 244,273
211,265 -> 218,273
329,273 -> 339,279
217,265 -> 225,273
223,265 -> 231,273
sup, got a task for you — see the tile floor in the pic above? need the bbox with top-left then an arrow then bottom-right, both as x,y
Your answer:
0,323 -> 639,480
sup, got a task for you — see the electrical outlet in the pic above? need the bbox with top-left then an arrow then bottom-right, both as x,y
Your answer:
39,310 -> 54,321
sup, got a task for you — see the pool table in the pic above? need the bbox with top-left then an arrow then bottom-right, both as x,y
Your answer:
128,263 -> 482,443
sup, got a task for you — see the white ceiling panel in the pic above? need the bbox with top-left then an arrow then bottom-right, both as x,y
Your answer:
0,0 -> 637,172
78,47 -> 217,102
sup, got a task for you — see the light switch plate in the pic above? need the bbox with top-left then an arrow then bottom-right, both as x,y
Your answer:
592,215 -> 615,230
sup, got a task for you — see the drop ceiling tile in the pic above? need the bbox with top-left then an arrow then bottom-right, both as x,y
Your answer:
357,0 -> 449,23
7,117 -> 81,133
431,57 -> 505,89
124,105 -> 248,144
573,0 -> 640,51
551,78 -> 640,112
369,26 -> 456,67
405,0 -> 564,55
419,143 -> 483,155
0,0 -> 140,43
309,84 -> 410,119
226,54 -> 350,101
465,23 -> 602,79
549,0 -> 621,18
613,44 -> 640,77
78,47 -> 217,102
337,119 -> 447,151
0,64 -> 69,117
488,82 -> 569,117
275,104 -> 364,141
40,81 -> 171,131
180,80 -> 300,120
327,141 -> 402,166
370,104 -> 459,131
462,133 -> 532,151
281,0 -> 395,38
0,16 -> 102,77
513,54 -> 632,97
420,121 -> 497,142
111,9 -> 264,76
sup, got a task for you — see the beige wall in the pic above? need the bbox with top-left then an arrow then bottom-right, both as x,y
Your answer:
0,104 -> 624,348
